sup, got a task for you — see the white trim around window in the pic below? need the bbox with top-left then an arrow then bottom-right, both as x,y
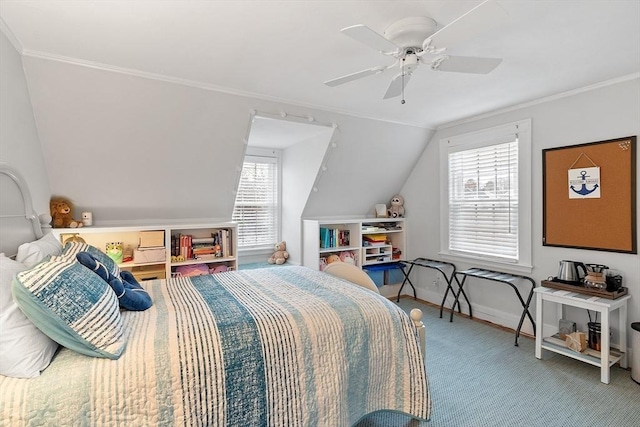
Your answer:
439,119 -> 532,274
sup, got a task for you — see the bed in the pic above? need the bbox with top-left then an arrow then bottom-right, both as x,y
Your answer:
0,163 -> 431,426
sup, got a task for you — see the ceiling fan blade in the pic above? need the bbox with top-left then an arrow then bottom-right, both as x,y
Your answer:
324,67 -> 383,87
427,0 -> 509,50
342,24 -> 401,53
435,56 -> 502,74
383,73 -> 412,99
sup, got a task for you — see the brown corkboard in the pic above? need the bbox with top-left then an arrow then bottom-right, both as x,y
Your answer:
542,136 -> 636,253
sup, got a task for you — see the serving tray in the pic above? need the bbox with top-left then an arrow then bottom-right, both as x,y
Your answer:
541,280 -> 628,300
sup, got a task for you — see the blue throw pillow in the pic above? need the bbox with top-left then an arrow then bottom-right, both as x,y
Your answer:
12,255 -> 125,359
76,252 -> 152,311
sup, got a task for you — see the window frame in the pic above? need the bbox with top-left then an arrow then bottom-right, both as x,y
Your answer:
233,147 -> 282,255
439,119 -> 532,273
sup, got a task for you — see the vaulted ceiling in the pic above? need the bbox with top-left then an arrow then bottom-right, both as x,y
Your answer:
2,1 -> 638,129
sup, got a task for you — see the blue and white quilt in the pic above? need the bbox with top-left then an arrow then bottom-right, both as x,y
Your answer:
1,266 -> 431,426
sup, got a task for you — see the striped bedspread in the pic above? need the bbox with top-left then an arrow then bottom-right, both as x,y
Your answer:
1,266 -> 431,426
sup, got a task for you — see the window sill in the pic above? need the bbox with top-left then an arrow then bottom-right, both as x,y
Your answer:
439,251 -> 533,275
238,247 -> 274,264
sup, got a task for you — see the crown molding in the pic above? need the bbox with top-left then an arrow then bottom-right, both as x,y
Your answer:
0,17 -> 23,54
437,72 -> 640,130
20,49 -> 434,130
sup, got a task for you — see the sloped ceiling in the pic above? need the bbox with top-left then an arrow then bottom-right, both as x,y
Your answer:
1,1 -> 638,128
19,53 -> 431,223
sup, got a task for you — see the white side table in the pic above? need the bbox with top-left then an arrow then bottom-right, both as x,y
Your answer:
534,286 -> 631,384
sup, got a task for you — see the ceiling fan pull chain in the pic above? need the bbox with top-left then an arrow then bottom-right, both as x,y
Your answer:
401,58 -> 406,105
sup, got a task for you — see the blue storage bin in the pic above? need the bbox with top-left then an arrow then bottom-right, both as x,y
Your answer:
363,263 -> 405,287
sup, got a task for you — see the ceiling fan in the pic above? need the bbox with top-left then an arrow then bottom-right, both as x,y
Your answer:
324,0 -> 508,102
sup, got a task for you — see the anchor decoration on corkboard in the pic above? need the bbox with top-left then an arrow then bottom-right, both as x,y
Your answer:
568,153 -> 600,199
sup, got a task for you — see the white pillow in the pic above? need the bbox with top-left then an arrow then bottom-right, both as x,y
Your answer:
0,253 -> 59,378
16,232 -> 63,268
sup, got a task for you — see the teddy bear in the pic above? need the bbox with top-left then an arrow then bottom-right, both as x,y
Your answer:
325,254 -> 340,265
268,241 -> 289,265
387,194 -> 405,218
50,197 -> 84,228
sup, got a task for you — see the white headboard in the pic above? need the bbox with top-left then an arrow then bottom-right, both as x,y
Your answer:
0,162 -> 49,257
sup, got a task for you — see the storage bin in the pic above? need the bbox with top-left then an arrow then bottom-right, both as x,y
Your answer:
363,263 -> 405,287
134,247 -> 166,263
138,230 -> 165,248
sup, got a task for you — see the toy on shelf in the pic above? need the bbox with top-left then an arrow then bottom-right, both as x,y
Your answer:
50,197 -> 84,228
387,194 -> 405,218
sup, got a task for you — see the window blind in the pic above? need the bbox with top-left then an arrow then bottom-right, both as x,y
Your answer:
232,155 -> 278,249
448,139 -> 519,261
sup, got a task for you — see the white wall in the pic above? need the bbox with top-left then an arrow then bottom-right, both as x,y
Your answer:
282,129 -> 334,265
20,56 -> 433,226
0,31 -> 50,216
402,78 -> 640,345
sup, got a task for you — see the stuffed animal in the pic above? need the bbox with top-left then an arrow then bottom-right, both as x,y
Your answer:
209,265 -> 228,274
387,194 -> 405,218
268,241 -> 289,265
105,242 -> 123,264
76,252 -> 152,311
339,251 -> 356,265
325,254 -> 340,265
50,197 -> 84,228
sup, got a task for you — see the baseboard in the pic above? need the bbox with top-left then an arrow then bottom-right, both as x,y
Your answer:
398,293 -> 634,362
402,288 -> 536,338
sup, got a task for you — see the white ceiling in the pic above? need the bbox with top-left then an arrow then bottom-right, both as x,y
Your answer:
1,0 -> 639,129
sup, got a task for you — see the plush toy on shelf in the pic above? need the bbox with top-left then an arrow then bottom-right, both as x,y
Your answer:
268,241 -> 289,265
387,194 -> 405,218
50,197 -> 84,228
325,254 -> 340,265
339,251 -> 356,265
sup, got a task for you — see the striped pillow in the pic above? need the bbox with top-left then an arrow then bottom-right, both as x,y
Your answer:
12,254 -> 125,359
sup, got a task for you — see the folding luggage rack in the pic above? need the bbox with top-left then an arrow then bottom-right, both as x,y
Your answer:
453,268 -> 536,346
397,258 -> 464,319
397,259 -> 536,346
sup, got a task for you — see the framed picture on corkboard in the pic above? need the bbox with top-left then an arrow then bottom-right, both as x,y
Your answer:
542,136 -> 636,253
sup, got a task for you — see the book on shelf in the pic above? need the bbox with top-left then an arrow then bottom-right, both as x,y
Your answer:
194,254 -> 220,261
171,229 -> 233,261
319,227 -> 350,249
178,234 -> 193,260
363,234 -> 387,245
212,229 -> 232,258
192,237 -> 215,245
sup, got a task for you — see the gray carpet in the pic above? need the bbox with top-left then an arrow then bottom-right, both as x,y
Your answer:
356,298 -> 639,427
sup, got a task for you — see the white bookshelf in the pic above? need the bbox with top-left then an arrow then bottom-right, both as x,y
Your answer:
51,222 -> 237,281
302,217 -> 405,271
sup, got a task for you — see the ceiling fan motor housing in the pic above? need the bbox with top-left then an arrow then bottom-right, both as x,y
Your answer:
384,17 -> 437,48
401,53 -> 420,73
